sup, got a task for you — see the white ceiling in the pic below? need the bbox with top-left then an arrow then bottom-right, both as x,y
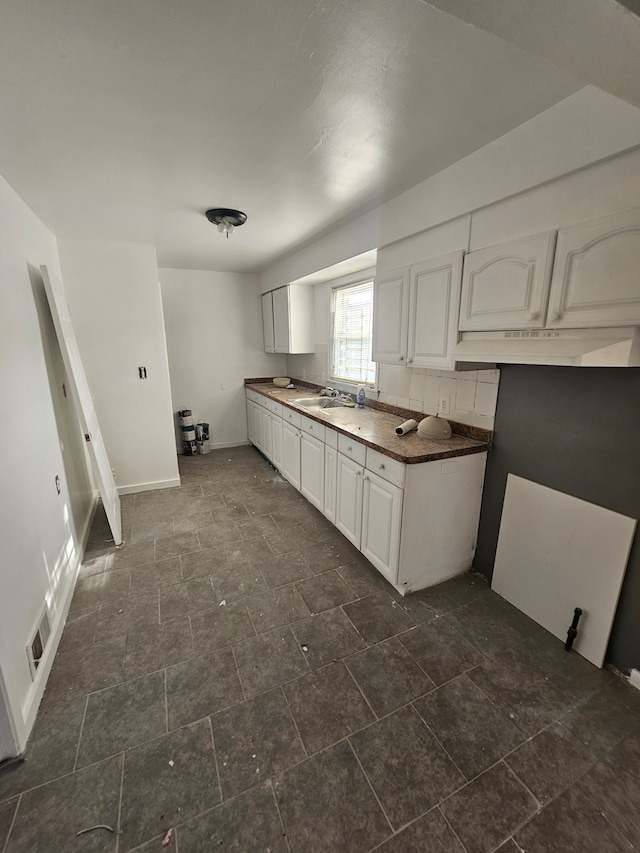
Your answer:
0,0 -> 595,272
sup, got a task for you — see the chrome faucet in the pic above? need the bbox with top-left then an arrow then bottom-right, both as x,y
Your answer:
320,387 -> 339,397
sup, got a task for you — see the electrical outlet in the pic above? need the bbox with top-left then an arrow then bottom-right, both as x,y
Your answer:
438,395 -> 451,415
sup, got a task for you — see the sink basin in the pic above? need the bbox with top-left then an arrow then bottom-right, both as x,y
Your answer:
290,396 -> 345,410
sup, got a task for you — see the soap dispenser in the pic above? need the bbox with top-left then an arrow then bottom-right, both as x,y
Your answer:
356,385 -> 366,408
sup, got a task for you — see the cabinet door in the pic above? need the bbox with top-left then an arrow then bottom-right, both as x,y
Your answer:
246,400 -> 257,445
408,252 -> 463,370
271,415 -> 284,471
548,210 -> 640,328
262,292 -> 275,352
335,453 -> 363,548
272,286 -> 291,353
324,443 -> 338,524
361,470 -> 403,585
261,408 -> 273,460
300,432 -> 325,512
372,267 -> 410,364
282,420 -> 301,491
459,232 -> 555,331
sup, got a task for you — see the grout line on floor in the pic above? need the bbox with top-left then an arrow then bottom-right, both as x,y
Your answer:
207,715 -> 223,805
0,793 -> 21,853
115,751 -> 125,853
72,694 -> 90,772
346,738 -> 395,837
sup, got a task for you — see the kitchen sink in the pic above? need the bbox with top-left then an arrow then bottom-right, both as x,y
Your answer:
289,396 -> 346,410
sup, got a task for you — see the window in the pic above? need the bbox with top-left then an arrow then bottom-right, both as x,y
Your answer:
330,279 -> 376,385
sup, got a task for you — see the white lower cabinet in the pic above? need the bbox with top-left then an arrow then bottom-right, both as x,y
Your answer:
246,389 -> 487,594
281,420 -> 301,491
361,469 -> 403,585
335,452 -> 364,548
300,432 -> 325,512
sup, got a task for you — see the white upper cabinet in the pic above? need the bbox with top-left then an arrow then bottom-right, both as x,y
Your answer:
459,232 -> 556,331
261,292 -> 275,353
548,209 -> 640,328
372,267 -> 410,364
407,252 -> 464,370
263,284 -> 315,354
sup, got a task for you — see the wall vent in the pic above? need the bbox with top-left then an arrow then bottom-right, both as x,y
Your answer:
26,608 -> 51,680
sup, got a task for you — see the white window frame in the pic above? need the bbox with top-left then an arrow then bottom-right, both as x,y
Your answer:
329,270 -> 377,391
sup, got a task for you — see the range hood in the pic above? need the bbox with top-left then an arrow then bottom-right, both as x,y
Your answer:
453,327 -> 640,367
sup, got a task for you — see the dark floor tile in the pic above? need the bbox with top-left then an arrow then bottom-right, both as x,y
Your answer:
196,522 -> 240,549
517,630 -> 609,704
274,739 -> 390,853
290,607 -> 366,669
212,504 -> 251,525
259,551 -> 314,588
190,601 -> 256,653
337,559 -> 394,598
514,787 -> 632,852
406,584 -> 459,616
245,585 -> 310,634
351,705 -> 464,830
124,829 -> 177,852
209,559 -> 268,602
5,755 -> 122,853
124,617 -> 194,679
76,671 -> 166,767
495,840 -> 522,852
94,591 -> 159,640
415,674 -> 524,780
180,548 -> 230,580
0,697 -> 86,800
128,557 -> 183,595
398,618 -> 485,686
562,683 -> 640,757
343,592 -> 415,645
299,540 -> 360,575
347,637 -> 434,717
0,798 -> 18,851
443,593 -> 541,657
106,540 -> 155,570
154,531 -> 201,561
234,627 -> 309,697
295,570 -> 357,613
159,577 -> 215,621
57,611 -> 98,653
177,782 -> 287,852
165,650 -> 243,730
468,647 -> 572,737
172,509 -> 214,533
237,515 -> 280,539
433,572 -> 490,606
77,553 -> 107,580
130,517 -> 174,543
283,661 -> 375,755
269,507 -> 315,532
577,729 -> 640,846
68,569 -> 131,617
226,536 -> 269,564
387,588 -> 438,624
374,807 -> 465,853
121,719 -> 219,849
506,721 -> 595,804
265,525 -> 319,556
441,762 -> 538,853
44,634 -> 126,707
211,689 -> 306,800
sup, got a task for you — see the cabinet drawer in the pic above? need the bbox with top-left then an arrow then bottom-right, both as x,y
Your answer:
269,400 -> 283,418
338,434 -> 366,466
246,389 -> 260,404
300,414 -> 325,442
281,407 -> 301,428
324,426 -> 338,449
366,448 -> 405,488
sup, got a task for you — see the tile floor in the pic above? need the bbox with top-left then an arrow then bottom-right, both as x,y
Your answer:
1,446 -> 640,852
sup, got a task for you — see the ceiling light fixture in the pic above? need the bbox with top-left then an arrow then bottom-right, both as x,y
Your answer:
205,207 -> 247,239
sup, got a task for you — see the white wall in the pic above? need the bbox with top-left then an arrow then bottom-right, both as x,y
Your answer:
0,176 -> 94,756
58,241 -> 180,493
160,269 -> 287,449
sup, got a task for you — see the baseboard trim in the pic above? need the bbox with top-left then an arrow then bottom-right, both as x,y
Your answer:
117,478 -> 181,496
18,495 -> 98,749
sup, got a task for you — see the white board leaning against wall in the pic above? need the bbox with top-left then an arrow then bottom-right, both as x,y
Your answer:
492,474 -> 636,668
41,265 -> 123,546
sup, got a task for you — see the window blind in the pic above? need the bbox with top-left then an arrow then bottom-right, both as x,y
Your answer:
331,280 -> 376,384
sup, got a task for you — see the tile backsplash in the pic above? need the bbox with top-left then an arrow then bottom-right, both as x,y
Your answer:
287,350 -> 500,430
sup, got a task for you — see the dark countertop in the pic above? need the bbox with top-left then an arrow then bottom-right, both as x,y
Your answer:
245,381 -> 491,464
